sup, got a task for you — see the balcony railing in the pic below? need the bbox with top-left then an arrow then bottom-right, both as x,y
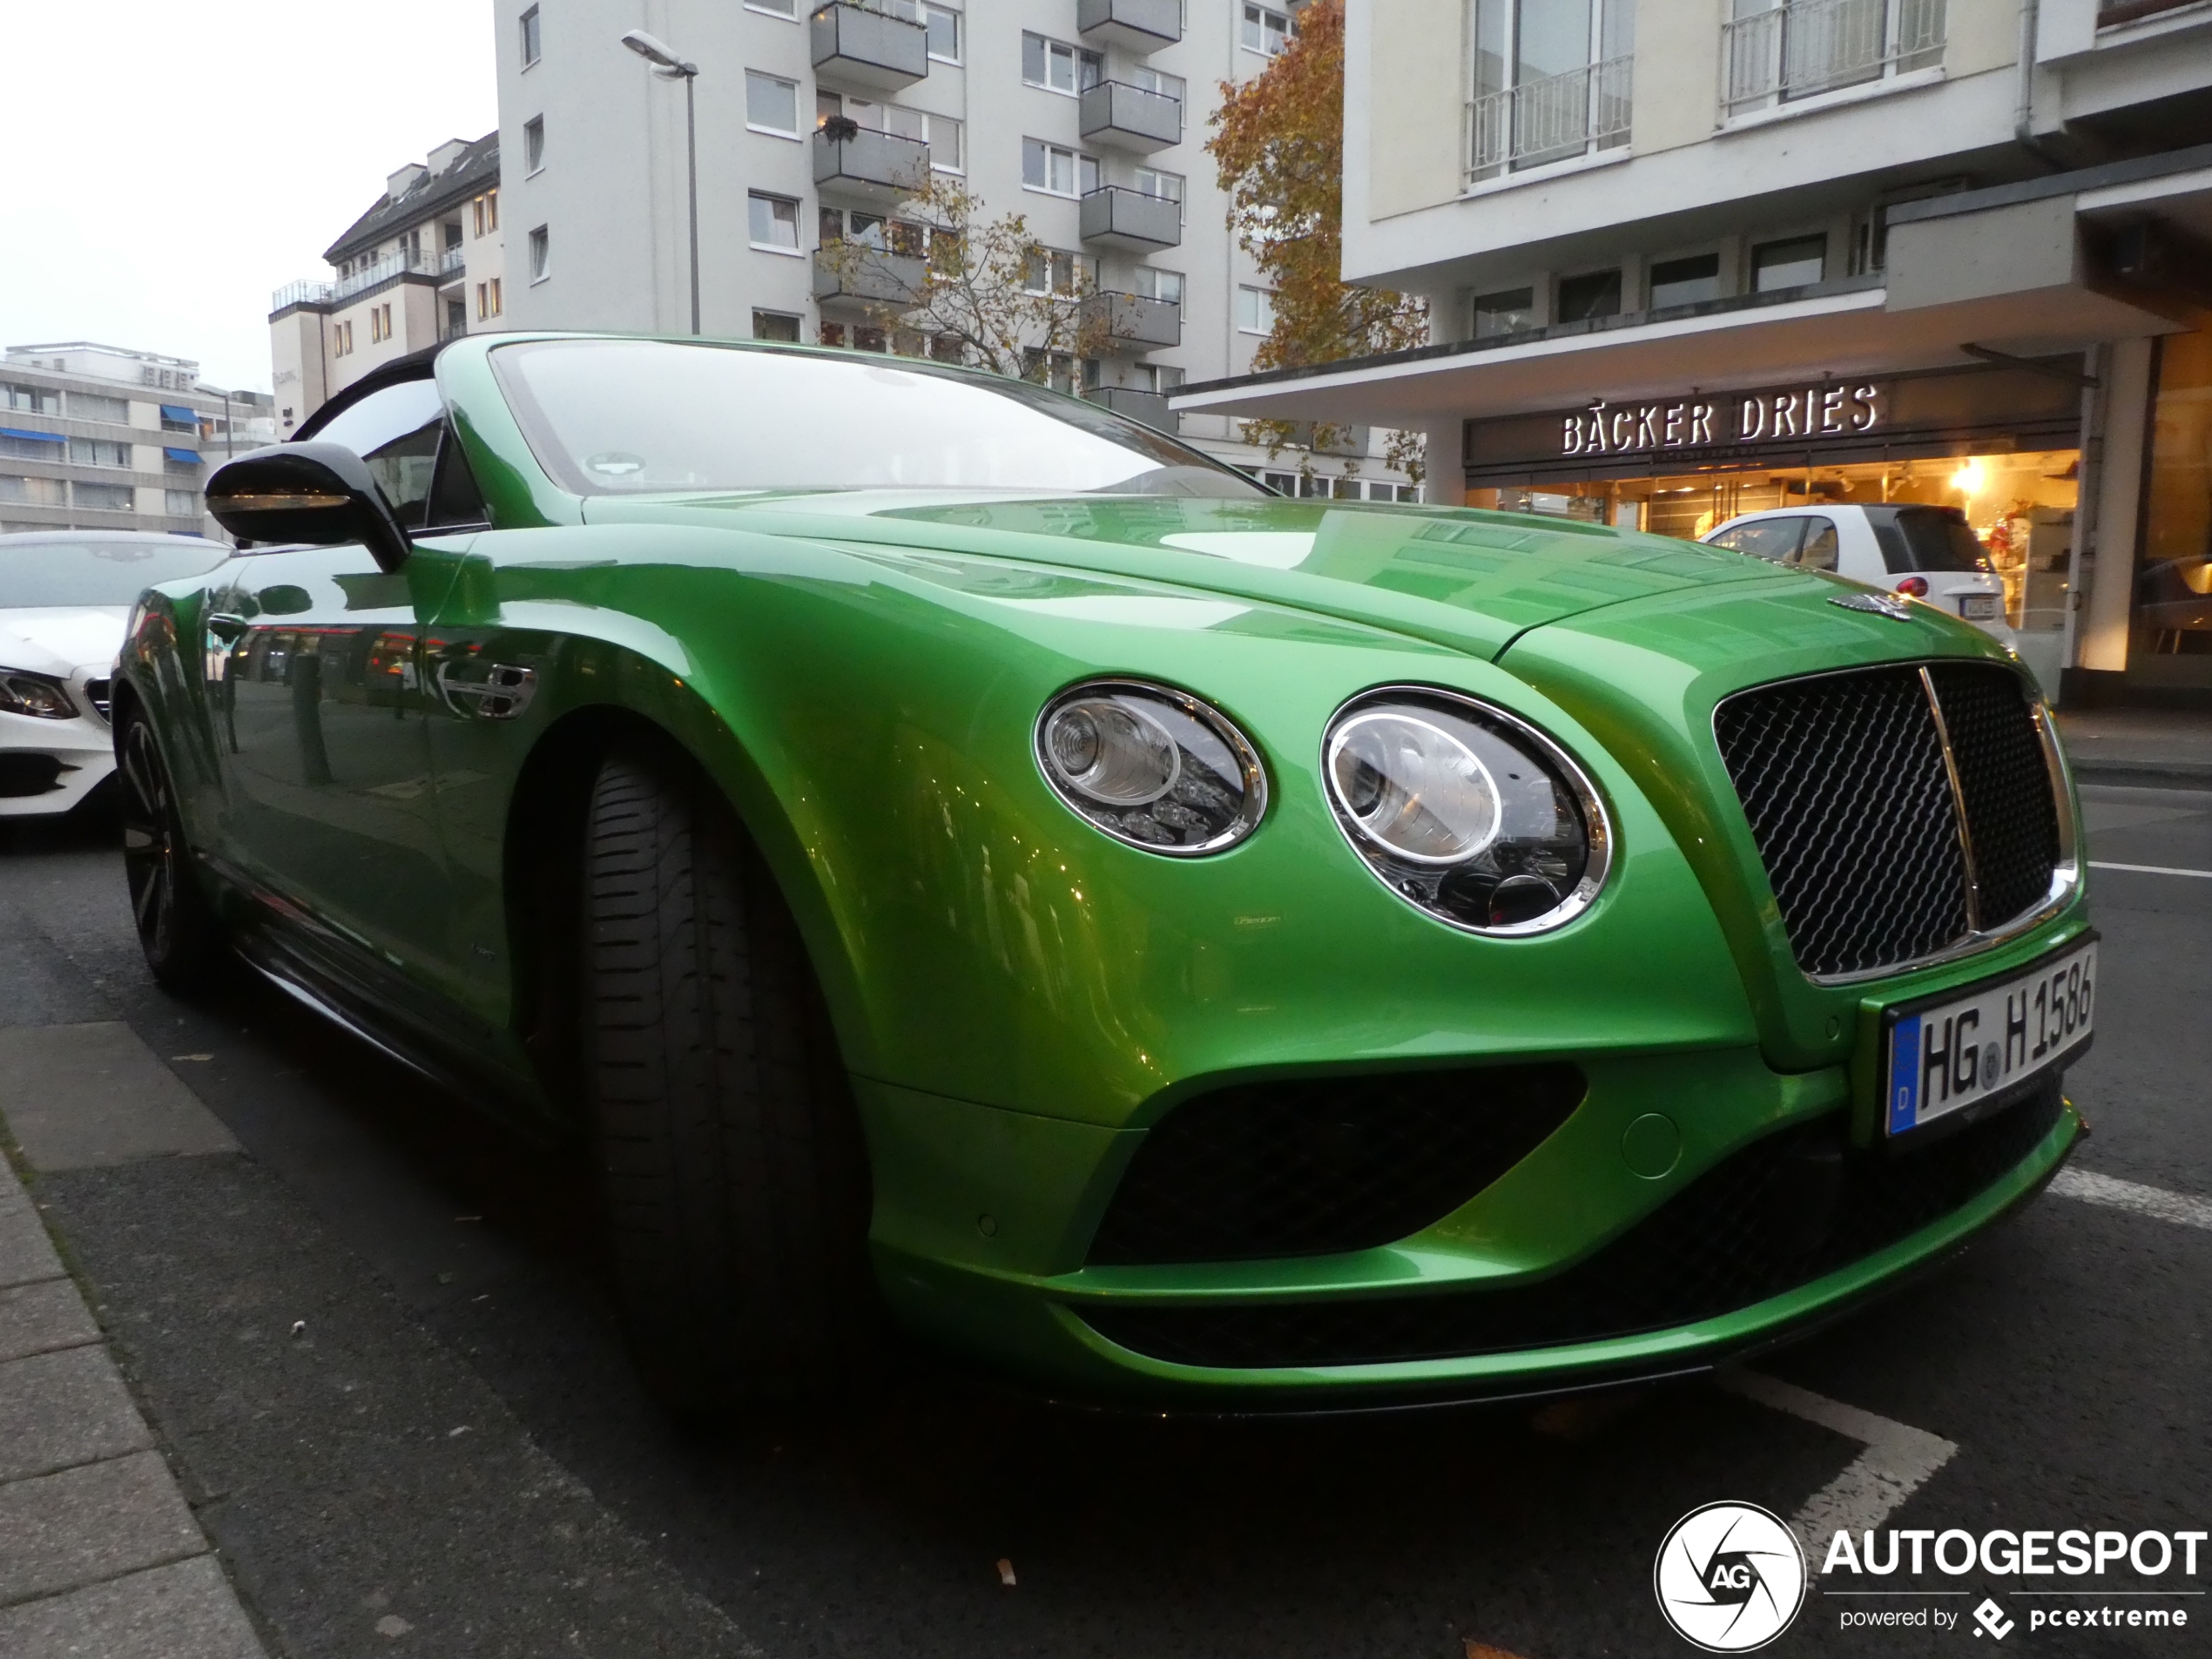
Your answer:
813,243 -> 928,307
438,244 -> 466,276
1723,0 -> 1945,113
1089,386 -> 1176,431
268,246 -> 449,314
1079,186 -> 1182,250
811,2 -> 928,92
1467,54 -> 1633,181
1076,0 -> 1182,53
1079,82 -> 1182,152
1081,291 -> 1182,350
813,127 -> 931,205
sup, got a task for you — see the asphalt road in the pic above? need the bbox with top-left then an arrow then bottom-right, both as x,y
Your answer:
1,782 -> 2205,1659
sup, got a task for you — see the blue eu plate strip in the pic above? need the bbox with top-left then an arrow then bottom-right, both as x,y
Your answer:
1888,1015 -> 1922,1135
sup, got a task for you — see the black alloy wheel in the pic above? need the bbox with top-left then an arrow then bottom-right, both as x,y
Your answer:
118,711 -> 228,987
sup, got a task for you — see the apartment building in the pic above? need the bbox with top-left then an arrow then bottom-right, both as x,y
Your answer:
493,0 -> 1418,496
1177,0 -> 2212,704
0,343 -> 274,540
269,133 -> 507,435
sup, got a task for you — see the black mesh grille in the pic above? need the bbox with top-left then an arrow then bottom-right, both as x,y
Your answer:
1087,1063 -> 1587,1265
1080,1080 -> 2065,1371
1715,666 -> 1970,977
1927,664 -> 2061,930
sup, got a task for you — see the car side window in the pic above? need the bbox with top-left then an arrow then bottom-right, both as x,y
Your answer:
297,379 -> 447,529
1721,519 -> 1805,563
1797,516 -> 1840,572
425,425 -> 490,529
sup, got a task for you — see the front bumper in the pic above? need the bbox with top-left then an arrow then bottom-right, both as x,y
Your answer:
0,696 -> 114,818
860,1047 -> 2079,1406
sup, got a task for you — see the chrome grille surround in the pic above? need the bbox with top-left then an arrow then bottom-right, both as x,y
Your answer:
1714,660 -> 2077,985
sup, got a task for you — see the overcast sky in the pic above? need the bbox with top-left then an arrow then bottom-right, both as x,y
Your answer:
0,2 -> 498,394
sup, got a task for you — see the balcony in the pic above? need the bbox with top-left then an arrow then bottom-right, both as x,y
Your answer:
1079,82 -> 1182,153
1089,386 -> 1176,431
813,127 -> 930,206
1723,0 -> 1944,114
811,2 -> 928,92
1079,186 -> 1181,251
813,243 -> 927,307
1467,54 -> 1632,181
268,246 -> 448,314
1081,291 -> 1181,351
438,244 -> 466,277
1076,0 -> 1182,53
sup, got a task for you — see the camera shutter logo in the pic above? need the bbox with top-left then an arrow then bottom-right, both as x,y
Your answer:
1653,1501 -> 1808,1652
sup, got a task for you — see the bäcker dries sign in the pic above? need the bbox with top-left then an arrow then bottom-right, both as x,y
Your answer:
1561,382 -> 1882,457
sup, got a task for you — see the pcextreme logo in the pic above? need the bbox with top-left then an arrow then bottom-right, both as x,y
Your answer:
1655,1502 -> 1810,1652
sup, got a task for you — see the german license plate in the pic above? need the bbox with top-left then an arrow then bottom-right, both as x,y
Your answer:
1881,939 -> 2095,1136
1959,593 -> 2000,621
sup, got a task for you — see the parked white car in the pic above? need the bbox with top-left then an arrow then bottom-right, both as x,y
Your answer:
1701,504 -> 2015,645
1,532 -> 230,818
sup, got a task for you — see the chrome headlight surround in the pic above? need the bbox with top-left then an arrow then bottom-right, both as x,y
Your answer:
1321,685 -> 1612,936
1034,678 -> 1268,856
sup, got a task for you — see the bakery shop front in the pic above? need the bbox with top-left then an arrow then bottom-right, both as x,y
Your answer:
1460,359 -> 2089,688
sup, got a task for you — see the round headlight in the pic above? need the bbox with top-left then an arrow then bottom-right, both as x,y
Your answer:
1035,679 -> 1267,855
1321,688 -> 1610,934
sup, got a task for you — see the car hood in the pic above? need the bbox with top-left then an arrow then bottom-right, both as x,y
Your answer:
579,491 -> 1791,659
0,607 -> 129,677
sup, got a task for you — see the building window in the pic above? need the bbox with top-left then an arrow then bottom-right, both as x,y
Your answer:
819,322 -> 846,347
0,475 -> 67,507
67,438 -> 132,469
1023,248 -> 1085,295
1142,363 -> 1185,395
924,3 -> 960,62
1133,166 -> 1184,221
74,481 -> 134,513
1471,286 -> 1535,337
520,5 -> 541,66
821,94 -> 961,171
368,301 -> 395,343
1649,253 -> 1720,309
524,116 -> 545,172
1556,268 -> 1622,322
1723,0 -> 1946,112
528,226 -> 550,281
1752,233 -> 1826,291
1236,286 -> 1276,334
474,190 -> 500,237
1,383 -> 60,415
1022,138 -> 1097,197
476,279 -> 503,320
746,71 -> 800,135
1133,65 -> 1186,100
334,320 -> 354,356
748,192 -> 801,251
1023,349 -> 1084,395
69,392 -> 129,424
1468,0 -> 1635,181
1022,33 -> 1102,93
1240,4 -> 1291,55
165,489 -> 199,517
752,311 -> 803,342
746,0 -> 798,13
1134,266 -> 1184,306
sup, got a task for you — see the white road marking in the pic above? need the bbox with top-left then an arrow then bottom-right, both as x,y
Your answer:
2088,860 -> 2212,879
2049,1168 -> 2212,1231
1718,1372 -> 1959,1555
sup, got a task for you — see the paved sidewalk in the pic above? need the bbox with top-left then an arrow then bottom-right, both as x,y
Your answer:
0,1024 -> 267,1659
2057,705 -> 2212,788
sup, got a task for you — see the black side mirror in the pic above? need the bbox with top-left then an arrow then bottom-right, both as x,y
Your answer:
205,442 -> 413,573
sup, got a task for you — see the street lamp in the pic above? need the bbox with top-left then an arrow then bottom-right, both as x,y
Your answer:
621,29 -> 701,335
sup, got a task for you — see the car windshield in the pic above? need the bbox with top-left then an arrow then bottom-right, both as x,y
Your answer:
492,339 -> 1268,499
0,542 -> 230,607
1890,507 -> 1992,573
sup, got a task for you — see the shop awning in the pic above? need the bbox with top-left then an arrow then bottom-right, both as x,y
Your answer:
163,447 -> 202,465
158,404 -> 198,424
0,426 -> 64,444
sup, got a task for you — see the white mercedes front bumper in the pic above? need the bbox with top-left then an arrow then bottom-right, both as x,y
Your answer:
0,664 -> 115,818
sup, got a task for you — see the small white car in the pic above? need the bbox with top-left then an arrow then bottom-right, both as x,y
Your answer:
1701,503 -> 2015,645
1,532 -> 231,818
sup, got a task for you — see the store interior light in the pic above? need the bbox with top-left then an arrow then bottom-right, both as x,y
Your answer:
1951,458 -> 1986,496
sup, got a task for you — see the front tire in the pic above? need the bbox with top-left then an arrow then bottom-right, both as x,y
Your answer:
118,710 -> 230,989
580,740 -> 876,1413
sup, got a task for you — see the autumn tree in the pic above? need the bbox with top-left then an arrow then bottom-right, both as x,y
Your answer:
815,166 -> 1118,381
1206,0 -> 1428,481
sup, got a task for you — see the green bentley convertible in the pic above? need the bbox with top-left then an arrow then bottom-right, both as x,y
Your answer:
114,334 -> 2093,1411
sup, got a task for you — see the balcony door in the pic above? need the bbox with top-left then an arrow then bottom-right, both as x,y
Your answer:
1470,0 -> 1635,180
